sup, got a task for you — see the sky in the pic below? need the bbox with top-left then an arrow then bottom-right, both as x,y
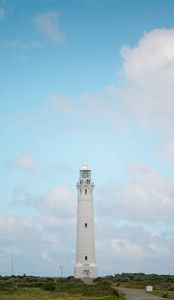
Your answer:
1,0 -> 174,277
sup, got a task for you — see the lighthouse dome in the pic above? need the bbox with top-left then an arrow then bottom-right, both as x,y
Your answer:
80,163 -> 91,171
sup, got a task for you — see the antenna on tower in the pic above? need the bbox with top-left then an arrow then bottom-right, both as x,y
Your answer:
11,252 -> 14,276
59,266 -> 63,277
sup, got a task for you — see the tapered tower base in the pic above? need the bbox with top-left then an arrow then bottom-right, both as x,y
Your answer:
74,263 -> 97,279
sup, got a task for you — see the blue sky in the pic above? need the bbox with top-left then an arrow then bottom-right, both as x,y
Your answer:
1,0 -> 174,277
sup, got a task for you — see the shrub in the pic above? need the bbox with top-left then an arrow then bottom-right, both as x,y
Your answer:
42,283 -> 56,291
96,279 -> 112,286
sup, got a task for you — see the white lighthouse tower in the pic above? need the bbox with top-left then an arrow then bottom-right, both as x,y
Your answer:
74,163 -> 97,279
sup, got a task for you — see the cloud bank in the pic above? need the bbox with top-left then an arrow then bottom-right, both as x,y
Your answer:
34,12 -> 65,43
97,162 -> 174,223
8,153 -> 38,172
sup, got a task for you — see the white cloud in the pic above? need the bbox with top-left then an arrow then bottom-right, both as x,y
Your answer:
0,214 -> 33,238
37,185 -> 76,219
120,28 -> 174,86
96,162 -> 174,224
48,94 -> 71,113
149,243 -> 170,256
95,222 -> 174,274
34,12 -> 65,43
50,28 -> 174,156
116,28 -> 174,130
0,8 -> 4,20
47,29 -> 174,136
1,181 -> 174,276
12,187 -> 35,205
48,90 -> 129,135
47,28 -> 174,137
111,239 -> 146,260
156,138 -> 174,163
8,153 -> 38,172
0,210 -> 75,276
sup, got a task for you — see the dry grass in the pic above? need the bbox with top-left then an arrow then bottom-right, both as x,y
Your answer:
0,288 -> 122,300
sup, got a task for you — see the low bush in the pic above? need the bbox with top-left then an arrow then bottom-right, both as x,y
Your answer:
42,283 -> 56,291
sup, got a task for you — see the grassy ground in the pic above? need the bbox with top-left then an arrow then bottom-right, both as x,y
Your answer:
0,289 -> 124,300
2,273 -> 174,299
0,276 -> 124,300
148,290 -> 174,299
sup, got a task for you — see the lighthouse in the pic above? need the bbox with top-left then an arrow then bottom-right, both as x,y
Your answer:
74,163 -> 97,279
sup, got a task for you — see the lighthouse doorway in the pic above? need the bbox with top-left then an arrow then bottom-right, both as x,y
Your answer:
83,270 -> 89,278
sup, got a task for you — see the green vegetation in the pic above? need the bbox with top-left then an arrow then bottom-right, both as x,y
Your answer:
148,290 -> 174,299
147,291 -> 174,299
1,273 -> 174,299
104,273 -> 174,299
103,273 -> 174,290
0,275 -> 124,300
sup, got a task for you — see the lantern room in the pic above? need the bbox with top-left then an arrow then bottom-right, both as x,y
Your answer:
79,163 -> 91,184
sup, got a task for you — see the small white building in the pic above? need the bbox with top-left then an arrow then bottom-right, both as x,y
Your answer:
146,286 -> 153,292
74,163 -> 97,279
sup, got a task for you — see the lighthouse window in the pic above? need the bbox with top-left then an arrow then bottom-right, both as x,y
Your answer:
85,256 -> 88,260
85,189 -> 87,194
80,170 -> 91,179
85,223 -> 87,227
